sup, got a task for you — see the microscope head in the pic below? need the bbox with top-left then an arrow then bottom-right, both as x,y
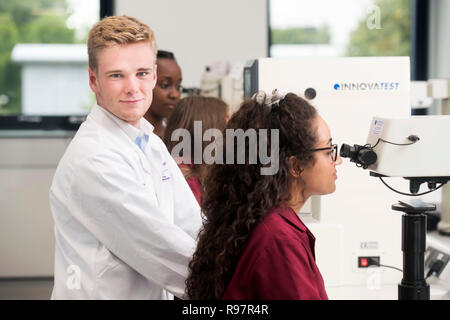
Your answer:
340,115 -> 450,194
364,116 -> 450,178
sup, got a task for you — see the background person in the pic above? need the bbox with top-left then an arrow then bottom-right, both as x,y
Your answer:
50,15 -> 201,300
144,50 -> 182,138
163,95 -> 228,205
185,91 -> 342,299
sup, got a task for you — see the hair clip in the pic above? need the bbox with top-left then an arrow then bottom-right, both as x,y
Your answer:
270,89 -> 284,106
251,89 -> 285,108
251,91 -> 267,105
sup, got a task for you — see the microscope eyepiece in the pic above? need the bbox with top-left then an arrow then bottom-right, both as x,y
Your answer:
339,143 -> 354,159
340,143 -> 377,169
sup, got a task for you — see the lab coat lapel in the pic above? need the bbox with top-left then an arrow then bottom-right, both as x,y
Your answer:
136,148 -> 153,176
144,138 -> 175,222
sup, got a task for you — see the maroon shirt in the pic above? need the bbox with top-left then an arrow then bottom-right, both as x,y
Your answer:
185,175 -> 202,205
177,162 -> 202,205
222,205 -> 328,300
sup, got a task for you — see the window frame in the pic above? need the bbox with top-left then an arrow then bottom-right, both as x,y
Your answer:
267,0 -> 429,116
0,0 -> 110,131
267,0 -> 427,75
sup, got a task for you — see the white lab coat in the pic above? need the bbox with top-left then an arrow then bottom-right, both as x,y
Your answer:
49,104 -> 202,299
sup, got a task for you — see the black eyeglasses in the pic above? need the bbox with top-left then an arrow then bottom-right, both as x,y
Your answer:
311,144 -> 338,162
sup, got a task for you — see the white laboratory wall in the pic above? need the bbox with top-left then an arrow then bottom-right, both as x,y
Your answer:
0,136 -> 72,277
115,0 -> 268,88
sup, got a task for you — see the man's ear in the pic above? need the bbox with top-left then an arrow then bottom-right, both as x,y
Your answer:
151,64 -> 157,89
88,67 -> 99,94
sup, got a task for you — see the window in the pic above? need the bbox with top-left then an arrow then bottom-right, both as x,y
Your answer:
0,0 -> 100,120
269,0 -> 411,58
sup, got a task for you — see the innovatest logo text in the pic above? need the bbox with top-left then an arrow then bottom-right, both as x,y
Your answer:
333,82 -> 400,91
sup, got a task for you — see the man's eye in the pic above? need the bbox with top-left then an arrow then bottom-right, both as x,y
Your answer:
159,83 -> 170,89
137,72 -> 148,77
110,74 -> 122,78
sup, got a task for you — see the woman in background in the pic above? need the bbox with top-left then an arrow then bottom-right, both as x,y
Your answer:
163,95 -> 229,205
186,91 -> 342,299
144,50 -> 182,137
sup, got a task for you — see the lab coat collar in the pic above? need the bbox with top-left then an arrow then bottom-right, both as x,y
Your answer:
89,103 -> 155,177
90,104 -> 154,176
93,103 -> 155,143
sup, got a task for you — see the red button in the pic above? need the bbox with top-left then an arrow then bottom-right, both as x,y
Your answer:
360,258 -> 368,267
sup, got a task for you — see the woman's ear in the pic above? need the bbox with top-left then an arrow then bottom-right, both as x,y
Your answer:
288,156 -> 303,178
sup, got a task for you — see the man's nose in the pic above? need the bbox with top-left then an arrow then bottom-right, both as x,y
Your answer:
125,77 -> 139,95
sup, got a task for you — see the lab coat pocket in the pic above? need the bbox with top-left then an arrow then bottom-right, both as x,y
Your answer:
95,243 -> 121,279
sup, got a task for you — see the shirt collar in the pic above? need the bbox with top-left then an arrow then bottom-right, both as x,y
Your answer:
273,203 -> 308,233
94,103 -> 154,142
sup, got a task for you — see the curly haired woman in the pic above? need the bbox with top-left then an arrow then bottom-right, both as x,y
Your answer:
185,91 -> 342,300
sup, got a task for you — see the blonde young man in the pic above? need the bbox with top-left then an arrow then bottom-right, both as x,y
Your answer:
49,15 -> 201,299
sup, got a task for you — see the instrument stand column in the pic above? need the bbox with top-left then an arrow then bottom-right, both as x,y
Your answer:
392,201 -> 436,300
398,212 -> 429,300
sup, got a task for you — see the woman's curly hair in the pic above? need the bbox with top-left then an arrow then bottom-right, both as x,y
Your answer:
185,92 -> 318,299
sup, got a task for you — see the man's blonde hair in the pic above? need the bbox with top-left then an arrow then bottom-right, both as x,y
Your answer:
87,15 -> 157,71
